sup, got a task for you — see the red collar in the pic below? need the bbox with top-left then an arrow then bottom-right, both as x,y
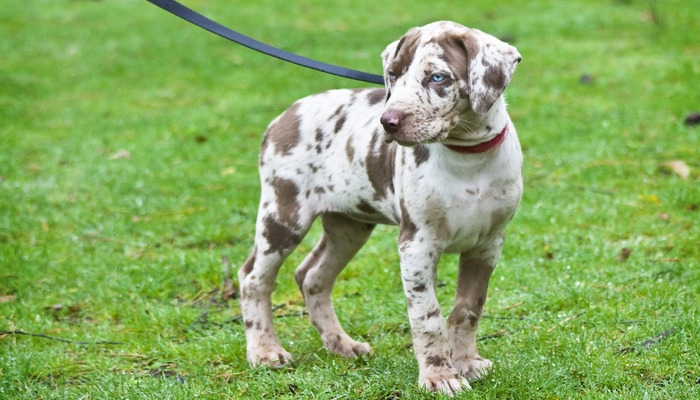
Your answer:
444,124 -> 509,154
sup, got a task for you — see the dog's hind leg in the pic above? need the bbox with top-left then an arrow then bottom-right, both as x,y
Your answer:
239,206 -> 314,368
295,213 -> 375,357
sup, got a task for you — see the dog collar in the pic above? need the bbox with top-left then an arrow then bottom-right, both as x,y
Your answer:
444,124 -> 509,154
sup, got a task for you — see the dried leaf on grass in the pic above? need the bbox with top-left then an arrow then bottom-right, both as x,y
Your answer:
109,149 -> 131,160
617,248 -> 633,263
660,160 -> 690,179
0,294 -> 16,303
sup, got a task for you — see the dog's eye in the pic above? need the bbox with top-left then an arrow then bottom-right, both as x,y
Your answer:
388,72 -> 397,82
431,73 -> 446,83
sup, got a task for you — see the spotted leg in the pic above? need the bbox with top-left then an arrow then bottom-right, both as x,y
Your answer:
448,241 -> 502,380
238,210 -> 313,368
399,238 -> 471,395
295,213 -> 375,357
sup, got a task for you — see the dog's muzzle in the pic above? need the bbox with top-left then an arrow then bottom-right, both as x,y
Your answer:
380,109 -> 405,143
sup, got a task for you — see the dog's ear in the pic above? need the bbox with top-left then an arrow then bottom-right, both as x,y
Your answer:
381,39 -> 400,73
462,31 -> 521,116
381,28 -> 422,102
381,38 -> 400,101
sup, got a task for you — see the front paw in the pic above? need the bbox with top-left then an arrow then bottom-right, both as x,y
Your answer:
452,355 -> 492,380
419,370 -> 471,396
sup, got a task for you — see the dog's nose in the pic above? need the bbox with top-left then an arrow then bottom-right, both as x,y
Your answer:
380,109 -> 403,134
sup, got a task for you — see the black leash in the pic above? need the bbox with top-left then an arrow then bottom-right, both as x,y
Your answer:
146,0 -> 385,85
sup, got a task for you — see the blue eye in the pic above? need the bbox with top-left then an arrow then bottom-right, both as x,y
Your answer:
388,72 -> 397,81
431,73 -> 446,83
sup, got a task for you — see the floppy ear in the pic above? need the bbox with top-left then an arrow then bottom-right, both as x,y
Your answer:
381,27 -> 421,75
464,32 -> 522,116
381,38 -> 400,100
381,27 -> 422,101
381,39 -> 400,72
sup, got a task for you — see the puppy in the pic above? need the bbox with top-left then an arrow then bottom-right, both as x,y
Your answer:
237,21 -> 522,395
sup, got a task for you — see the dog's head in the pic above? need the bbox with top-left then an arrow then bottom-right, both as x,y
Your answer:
379,21 -> 521,145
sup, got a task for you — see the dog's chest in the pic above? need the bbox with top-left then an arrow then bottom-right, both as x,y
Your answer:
447,177 -> 520,251
397,149 -> 522,253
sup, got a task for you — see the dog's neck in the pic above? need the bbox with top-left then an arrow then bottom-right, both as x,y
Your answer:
444,124 -> 508,154
442,98 -> 510,153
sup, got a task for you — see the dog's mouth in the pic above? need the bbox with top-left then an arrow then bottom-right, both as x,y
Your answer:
382,123 -> 451,147
383,130 -> 444,147
385,136 -> 418,147
380,108 -> 457,147
382,130 -> 413,146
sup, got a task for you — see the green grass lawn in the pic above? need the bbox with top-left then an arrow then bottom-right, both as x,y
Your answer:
1,0 -> 698,398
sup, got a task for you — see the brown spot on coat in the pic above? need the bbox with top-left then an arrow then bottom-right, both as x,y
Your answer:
334,113 -> 347,133
240,247 -> 256,277
483,65 -> 506,94
425,355 -> 448,368
331,105 -> 344,118
398,198 -> 418,244
357,200 -> 378,214
426,308 -> 441,319
259,135 -> 270,164
367,88 -> 386,105
266,103 -> 302,156
412,145 -> 429,166
412,283 -> 427,293
345,137 -> 355,163
272,177 -> 301,229
365,130 -> 396,200
314,129 -> 325,153
262,215 -> 301,255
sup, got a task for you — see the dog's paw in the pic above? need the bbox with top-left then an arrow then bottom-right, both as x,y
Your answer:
452,355 -> 492,380
419,371 -> 471,396
322,334 -> 373,358
247,346 -> 294,368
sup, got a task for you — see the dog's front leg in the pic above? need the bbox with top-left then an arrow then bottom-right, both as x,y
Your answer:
447,247 -> 500,380
399,239 -> 471,395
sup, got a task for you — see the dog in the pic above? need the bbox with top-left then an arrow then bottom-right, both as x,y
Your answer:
237,21 -> 522,395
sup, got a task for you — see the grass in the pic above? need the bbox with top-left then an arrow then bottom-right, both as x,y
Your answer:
1,0 -> 698,398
